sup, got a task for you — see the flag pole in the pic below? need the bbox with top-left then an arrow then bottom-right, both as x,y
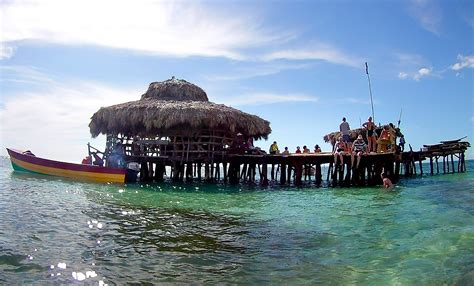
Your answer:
365,62 -> 375,124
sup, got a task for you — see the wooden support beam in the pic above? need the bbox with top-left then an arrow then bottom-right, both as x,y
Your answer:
451,154 -> 455,174
430,157 -> 434,175
280,163 -> 287,184
261,164 -> 268,186
315,163 -> 322,186
295,164 -> 302,185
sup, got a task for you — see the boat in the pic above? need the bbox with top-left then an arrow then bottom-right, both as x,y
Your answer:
6,148 -> 127,183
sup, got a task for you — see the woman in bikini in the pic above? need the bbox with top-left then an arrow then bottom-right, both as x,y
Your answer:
363,116 -> 377,153
333,137 -> 346,166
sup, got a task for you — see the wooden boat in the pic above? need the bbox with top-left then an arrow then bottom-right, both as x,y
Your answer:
6,148 -> 127,183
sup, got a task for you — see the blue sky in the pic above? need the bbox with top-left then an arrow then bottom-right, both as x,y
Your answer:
1,0 -> 473,162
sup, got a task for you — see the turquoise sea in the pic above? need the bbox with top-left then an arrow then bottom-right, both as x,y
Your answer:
0,156 -> 473,285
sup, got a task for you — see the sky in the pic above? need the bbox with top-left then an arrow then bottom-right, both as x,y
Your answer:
0,0 -> 473,162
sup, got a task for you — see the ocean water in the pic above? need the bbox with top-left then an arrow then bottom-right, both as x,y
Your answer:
0,156 -> 473,285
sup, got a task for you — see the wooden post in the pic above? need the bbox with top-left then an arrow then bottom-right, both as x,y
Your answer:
210,163 -> 215,181
179,163 -> 185,181
394,161 -> 400,180
436,156 -> 439,174
186,163 -> 193,181
204,163 -> 210,181
280,163 -> 287,184
223,162 -> 228,182
241,164 -> 248,181
443,155 -> 446,174
430,157 -> 434,175
261,163 -> 268,186
154,163 -> 165,182
197,162 -> 202,181
271,164 -> 275,181
344,163 -> 351,185
315,163 -> 322,186
295,164 -> 302,185
287,163 -> 292,184
451,154 -> 455,174
327,162 -> 333,182
419,160 -> 423,175
140,161 -> 150,181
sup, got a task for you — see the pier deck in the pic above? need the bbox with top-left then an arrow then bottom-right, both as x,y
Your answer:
128,139 -> 469,187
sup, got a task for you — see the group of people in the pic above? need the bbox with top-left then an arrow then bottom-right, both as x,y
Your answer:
333,117 -> 406,168
269,141 -> 322,155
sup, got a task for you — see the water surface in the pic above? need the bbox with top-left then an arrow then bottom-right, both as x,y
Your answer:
0,157 -> 473,285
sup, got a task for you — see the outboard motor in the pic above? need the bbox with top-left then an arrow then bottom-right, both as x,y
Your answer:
125,162 -> 140,182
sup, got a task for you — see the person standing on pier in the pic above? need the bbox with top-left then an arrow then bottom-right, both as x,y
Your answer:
340,117 -> 352,151
295,146 -> 302,154
399,135 -> 406,152
363,116 -> 377,153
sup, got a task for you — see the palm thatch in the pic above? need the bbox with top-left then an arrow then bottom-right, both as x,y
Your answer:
89,77 -> 271,139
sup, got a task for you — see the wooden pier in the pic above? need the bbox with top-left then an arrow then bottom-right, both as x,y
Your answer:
124,139 -> 470,187
89,78 -> 470,187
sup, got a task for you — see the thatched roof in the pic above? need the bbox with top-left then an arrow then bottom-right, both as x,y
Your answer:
89,77 -> 271,139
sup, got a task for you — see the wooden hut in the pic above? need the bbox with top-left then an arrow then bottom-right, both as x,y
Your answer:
89,77 -> 271,169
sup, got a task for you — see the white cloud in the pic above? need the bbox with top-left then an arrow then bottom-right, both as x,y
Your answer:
399,67 -> 432,81
0,66 -> 140,162
205,63 -> 311,81
398,72 -> 408,79
409,0 -> 442,35
220,92 -> 319,106
261,44 -> 362,67
451,55 -> 474,71
0,0 -> 283,60
0,44 -> 15,60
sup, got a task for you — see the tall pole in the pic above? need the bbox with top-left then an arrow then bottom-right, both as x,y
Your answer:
365,62 -> 375,124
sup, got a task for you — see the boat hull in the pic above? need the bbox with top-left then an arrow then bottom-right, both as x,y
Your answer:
7,148 -> 126,183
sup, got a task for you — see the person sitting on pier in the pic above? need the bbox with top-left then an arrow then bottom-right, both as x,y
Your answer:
282,147 -> 290,155
363,116 -> 377,153
351,135 -> 367,169
333,137 -> 346,166
295,146 -> 302,154
399,135 -> 406,152
303,145 -> 310,153
314,144 -> 322,153
269,141 -> 279,154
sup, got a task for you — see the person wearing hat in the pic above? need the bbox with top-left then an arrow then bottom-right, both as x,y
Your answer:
351,134 -> 367,169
